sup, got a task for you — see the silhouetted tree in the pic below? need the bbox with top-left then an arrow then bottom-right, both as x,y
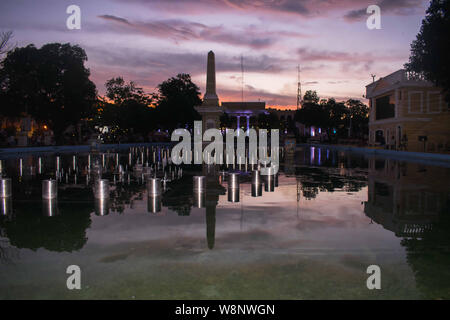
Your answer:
295,92 -> 368,141
257,113 -> 280,129
95,77 -> 155,142
303,90 -> 320,104
220,112 -> 232,128
0,31 -> 14,58
0,43 -> 97,140
105,77 -> 152,106
155,73 -> 201,130
346,99 -> 369,138
295,94 -> 328,129
405,0 -> 450,105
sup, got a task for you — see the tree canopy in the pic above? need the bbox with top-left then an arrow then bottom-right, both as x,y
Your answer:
95,74 -> 203,142
155,73 -> 201,130
295,91 -> 368,140
303,90 -> 320,104
94,77 -> 155,142
405,0 -> 450,105
0,31 -> 14,58
105,77 -> 152,106
0,43 -> 97,139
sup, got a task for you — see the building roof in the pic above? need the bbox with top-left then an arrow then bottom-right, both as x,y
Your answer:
365,69 -> 435,99
221,102 -> 266,113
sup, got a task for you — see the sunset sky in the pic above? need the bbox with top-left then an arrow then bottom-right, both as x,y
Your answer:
0,0 -> 430,109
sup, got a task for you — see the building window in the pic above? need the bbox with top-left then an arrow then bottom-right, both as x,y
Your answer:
427,91 -> 442,113
408,91 -> 423,113
375,95 -> 395,120
375,130 -> 384,143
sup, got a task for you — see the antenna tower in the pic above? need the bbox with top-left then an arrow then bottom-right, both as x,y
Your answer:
297,65 -> 302,110
241,55 -> 244,103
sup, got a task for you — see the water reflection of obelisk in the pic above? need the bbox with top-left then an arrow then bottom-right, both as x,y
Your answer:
195,51 -> 222,132
204,165 -> 222,249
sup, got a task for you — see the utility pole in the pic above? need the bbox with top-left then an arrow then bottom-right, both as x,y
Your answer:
241,55 -> 244,103
297,65 -> 302,110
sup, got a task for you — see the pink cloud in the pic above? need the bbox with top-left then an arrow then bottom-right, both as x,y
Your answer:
98,14 -> 309,49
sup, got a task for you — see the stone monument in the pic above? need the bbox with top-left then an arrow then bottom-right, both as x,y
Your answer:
195,51 -> 222,131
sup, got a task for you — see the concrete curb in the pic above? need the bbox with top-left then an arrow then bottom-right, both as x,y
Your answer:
297,143 -> 450,166
0,142 -> 172,155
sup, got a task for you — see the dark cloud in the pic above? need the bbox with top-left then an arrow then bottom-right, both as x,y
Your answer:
97,14 -> 287,49
328,80 -> 349,84
98,14 -> 131,25
344,8 -> 368,21
88,45 -> 287,74
98,15 -> 203,41
298,47 -> 360,62
116,0 -> 311,16
116,0 -> 426,20
297,47 -> 404,64
344,0 -> 426,21
223,0 -> 310,15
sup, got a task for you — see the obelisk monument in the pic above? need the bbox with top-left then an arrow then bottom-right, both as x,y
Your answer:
195,51 -> 222,131
203,51 -> 219,106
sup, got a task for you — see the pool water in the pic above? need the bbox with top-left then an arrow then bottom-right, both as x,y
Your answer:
0,146 -> 449,299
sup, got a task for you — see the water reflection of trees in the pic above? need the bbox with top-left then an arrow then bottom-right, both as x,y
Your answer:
401,202 -> 450,299
109,178 -> 145,214
293,166 -> 367,200
0,229 -> 19,264
162,173 -> 195,216
0,187 -> 93,252
364,158 -> 450,299
289,147 -> 368,200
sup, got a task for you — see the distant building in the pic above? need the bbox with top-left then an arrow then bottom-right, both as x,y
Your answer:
222,102 -> 267,131
265,108 -> 295,123
366,69 -> 449,153
195,51 -> 268,132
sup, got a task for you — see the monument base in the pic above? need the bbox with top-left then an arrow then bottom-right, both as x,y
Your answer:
195,105 -> 222,132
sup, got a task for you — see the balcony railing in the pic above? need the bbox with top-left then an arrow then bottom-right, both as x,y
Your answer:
405,71 -> 426,81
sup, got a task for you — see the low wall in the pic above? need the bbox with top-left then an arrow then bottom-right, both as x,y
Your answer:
298,143 -> 450,166
0,142 -> 172,156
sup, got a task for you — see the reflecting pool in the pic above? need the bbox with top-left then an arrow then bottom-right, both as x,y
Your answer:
0,146 -> 449,299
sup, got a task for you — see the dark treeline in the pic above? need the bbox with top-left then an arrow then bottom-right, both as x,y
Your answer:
0,41 -> 202,145
94,73 -> 202,143
295,90 -> 369,142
